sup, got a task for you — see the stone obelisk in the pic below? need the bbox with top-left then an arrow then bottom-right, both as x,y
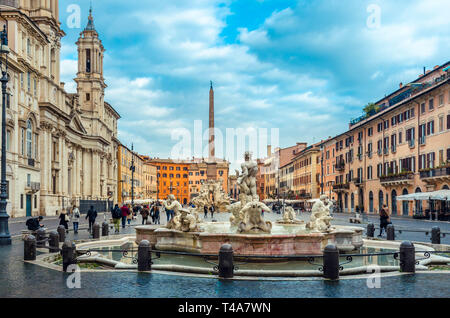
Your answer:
209,81 -> 215,159
207,81 -> 217,180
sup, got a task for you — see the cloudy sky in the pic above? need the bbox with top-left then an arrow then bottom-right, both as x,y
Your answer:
59,0 -> 450,167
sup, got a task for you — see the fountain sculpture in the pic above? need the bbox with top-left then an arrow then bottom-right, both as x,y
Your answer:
234,151 -> 273,234
136,153 -> 363,256
164,194 -> 200,232
191,179 -> 230,214
306,195 -> 335,232
276,205 -> 304,225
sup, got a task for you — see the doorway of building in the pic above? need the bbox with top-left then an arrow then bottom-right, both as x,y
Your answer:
391,189 -> 397,215
369,191 -> 374,213
26,194 -> 32,217
402,188 -> 409,216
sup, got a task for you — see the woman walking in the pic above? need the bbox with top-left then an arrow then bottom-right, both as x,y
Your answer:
72,205 -> 80,234
204,205 -> 208,219
59,210 -> 69,233
127,205 -> 133,226
378,204 -> 391,237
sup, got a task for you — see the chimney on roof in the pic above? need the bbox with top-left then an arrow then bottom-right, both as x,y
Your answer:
423,67 -> 426,75
399,82 -> 403,88
434,65 -> 439,70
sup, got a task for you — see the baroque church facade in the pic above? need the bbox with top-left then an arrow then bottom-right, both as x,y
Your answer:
1,0 -> 120,217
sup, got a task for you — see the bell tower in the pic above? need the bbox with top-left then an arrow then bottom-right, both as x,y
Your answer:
75,6 -> 106,126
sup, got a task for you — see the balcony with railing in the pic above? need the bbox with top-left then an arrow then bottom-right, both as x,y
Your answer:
380,171 -> 414,186
408,138 -> 415,148
420,166 -> 450,184
332,183 -> 350,192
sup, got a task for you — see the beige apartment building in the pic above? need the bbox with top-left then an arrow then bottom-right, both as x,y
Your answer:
1,1 -> 120,217
292,145 -> 321,200
325,62 -> 450,216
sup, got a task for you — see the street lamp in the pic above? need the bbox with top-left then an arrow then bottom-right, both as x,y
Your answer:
130,144 -> 135,207
0,23 -> 11,245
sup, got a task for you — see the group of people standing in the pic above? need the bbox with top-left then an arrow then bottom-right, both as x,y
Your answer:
203,205 -> 215,219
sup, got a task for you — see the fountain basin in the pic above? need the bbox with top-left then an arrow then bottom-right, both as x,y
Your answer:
136,222 -> 364,256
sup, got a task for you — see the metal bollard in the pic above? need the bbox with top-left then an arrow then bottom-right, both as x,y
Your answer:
48,231 -> 60,253
399,241 -> 415,273
386,224 -> 395,241
93,223 -> 101,239
24,235 -> 37,261
323,244 -> 340,280
137,240 -> 151,271
431,226 -> 440,244
102,221 -> 109,237
218,244 -> 234,279
36,228 -> 46,248
61,240 -> 77,272
367,223 -> 375,238
57,225 -> 66,243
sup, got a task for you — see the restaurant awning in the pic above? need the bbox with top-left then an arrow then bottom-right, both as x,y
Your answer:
396,190 -> 450,201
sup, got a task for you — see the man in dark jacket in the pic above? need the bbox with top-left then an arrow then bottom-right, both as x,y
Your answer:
111,204 -> 121,233
86,206 -> 97,233
26,216 -> 44,231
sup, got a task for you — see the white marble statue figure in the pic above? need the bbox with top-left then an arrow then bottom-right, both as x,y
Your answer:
278,205 -> 303,224
192,179 -> 230,214
164,194 -> 200,232
235,151 -> 259,202
238,201 -> 272,234
306,195 -> 334,232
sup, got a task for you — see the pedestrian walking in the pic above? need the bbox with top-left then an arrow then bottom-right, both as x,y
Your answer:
127,205 -> 134,226
120,204 -> 129,229
141,205 -> 150,225
86,205 -> 98,234
112,204 -> 121,233
59,210 -> 69,233
378,204 -> 391,237
209,205 -> 215,219
153,204 -> 160,224
204,205 -> 208,219
72,205 -> 80,234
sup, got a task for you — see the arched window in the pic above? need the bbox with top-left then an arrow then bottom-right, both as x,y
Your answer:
369,191 -> 374,213
378,190 -> 384,213
415,187 -> 422,214
344,193 -> 348,211
402,188 -> 409,216
391,189 -> 397,215
351,193 -> 354,212
26,120 -> 33,158
442,185 -> 449,190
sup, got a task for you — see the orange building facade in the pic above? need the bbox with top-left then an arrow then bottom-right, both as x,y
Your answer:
149,159 -> 190,204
